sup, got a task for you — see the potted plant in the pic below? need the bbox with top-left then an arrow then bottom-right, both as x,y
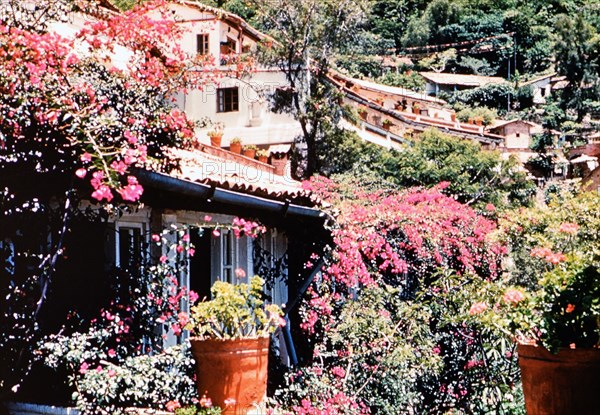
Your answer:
242,144 -> 257,159
382,119 -> 393,131
186,276 -> 283,415
467,208 -> 600,415
207,128 -> 224,147
412,103 -> 421,115
229,137 -> 242,154
357,107 -> 368,120
256,149 -> 269,163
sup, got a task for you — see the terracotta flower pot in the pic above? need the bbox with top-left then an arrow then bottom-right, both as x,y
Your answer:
258,156 -> 268,163
190,337 -> 270,415
210,135 -> 222,147
229,142 -> 242,154
518,344 -> 600,415
243,149 -> 256,159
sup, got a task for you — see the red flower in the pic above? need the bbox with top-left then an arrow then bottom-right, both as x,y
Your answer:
565,304 -> 576,313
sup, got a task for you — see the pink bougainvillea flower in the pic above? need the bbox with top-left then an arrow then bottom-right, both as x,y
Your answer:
107,349 -> 116,358
546,252 -> 567,264
79,362 -> 89,374
95,365 -> 103,373
80,152 -> 92,163
108,369 -> 116,378
91,185 -> 114,202
182,234 -> 190,242
189,290 -> 199,303
485,203 -> 496,212
331,366 -> 346,378
558,222 -> 580,234
204,215 -> 212,222
188,248 -> 195,257
212,229 -> 220,237
118,176 -> 143,202
178,311 -> 189,327
75,168 -> 87,179
165,401 -> 181,412
176,245 -> 184,253
199,395 -> 213,408
234,268 -> 246,278
469,301 -> 488,315
159,255 -> 168,263
224,398 -> 236,407
503,288 -> 525,305
151,234 -> 160,242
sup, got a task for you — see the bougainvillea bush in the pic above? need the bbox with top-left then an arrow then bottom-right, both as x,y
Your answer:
464,191 -> 600,352
270,175 -> 524,414
0,0 -> 250,403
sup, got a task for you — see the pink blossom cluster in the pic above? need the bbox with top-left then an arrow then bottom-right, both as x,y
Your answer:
291,392 -> 369,415
232,217 -> 267,238
530,247 -> 567,264
502,288 -> 525,305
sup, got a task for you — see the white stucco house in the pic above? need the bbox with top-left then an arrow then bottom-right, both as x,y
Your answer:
168,1 -> 301,149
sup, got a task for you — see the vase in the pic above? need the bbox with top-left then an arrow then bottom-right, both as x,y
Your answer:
230,142 -> 242,154
190,337 -> 270,415
518,344 -> 600,415
210,135 -> 222,147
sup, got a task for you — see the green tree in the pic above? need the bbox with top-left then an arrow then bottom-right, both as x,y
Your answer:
251,0 -> 369,178
554,13 -> 600,120
321,129 -> 535,208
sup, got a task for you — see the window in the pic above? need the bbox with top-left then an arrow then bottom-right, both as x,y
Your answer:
217,87 -> 239,112
516,133 -> 521,138
220,37 -> 237,54
196,34 -> 209,55
115,223 -> 145,272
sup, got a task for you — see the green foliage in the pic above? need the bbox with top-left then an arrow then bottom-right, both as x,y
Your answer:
553,13 -> 600,120
319,128 -> 535,208
376,71 -> 425,91
456,106 -> 497,125
188,276 -> 282,339
42,340 -> 196,414
175,405 -> 222,415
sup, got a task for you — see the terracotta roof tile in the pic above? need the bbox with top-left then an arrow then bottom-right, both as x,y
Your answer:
419,72 -> 506,87
167,147 -> 315,205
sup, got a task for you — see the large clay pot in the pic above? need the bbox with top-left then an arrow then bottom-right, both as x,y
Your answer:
190,337 -> 270,415
243,149 -> 256,159
229,142 -> 242,154
210,135 -> 222,147
518,344 -> 600,415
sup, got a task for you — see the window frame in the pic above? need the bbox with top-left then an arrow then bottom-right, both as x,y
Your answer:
217,87 -> 239,113
196,33 -> 209,55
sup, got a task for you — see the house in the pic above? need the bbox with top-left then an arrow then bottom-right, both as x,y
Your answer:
486,119 -> 544,150
167,1 -> 301,149
520,73 -> 556,105
419,72 -> 507,96
329,72 -> 506,149
2,144 -> 327,410
1,2 -> 327,411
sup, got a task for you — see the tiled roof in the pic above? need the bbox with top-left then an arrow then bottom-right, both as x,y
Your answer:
488,119 -> 540,130
330,72 -> 446,105
167,146 -> 315,206
177,0 -> 278,45
419,72 -> 506,87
